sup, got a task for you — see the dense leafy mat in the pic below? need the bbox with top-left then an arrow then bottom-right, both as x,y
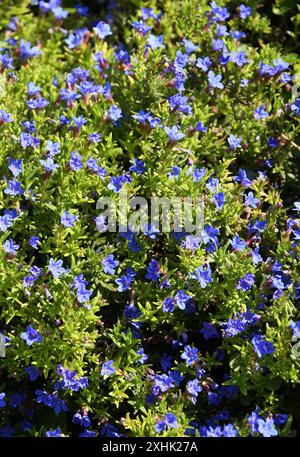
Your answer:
1,0 -> 300,437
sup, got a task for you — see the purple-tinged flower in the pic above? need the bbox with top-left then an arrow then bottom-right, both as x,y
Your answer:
20,325 -> 42,346
107,105 -> 122,123
19,40 -> 40,60
240,4 -> 251,19
230,234 -> 247,251
0,110 -> 12,124
146,34 -> 164,50
102,254 -> 119,274
20,132 -> 40,149
101,360 -> 116,376
164,125 -> 185,141
164,413 -> 178,428
89,132 -> 102,143
189,264 -> 213,288
257,418 -> 278,437
213,192 -> 224,209
45,140 -> 60,156
152,374 -> 175,393
4,180 -> 24,196
290,321 -> 300,338
174,290 -> 192,310
193,167 -> 206,182
251,335 -> 275,358
254,105 -> 269,119
208,70 -> 224,89
245,191 -> 260,208
93,21 -> 112,39
25,366 -> 39,381
27,97 -> 49,110
196,56 -> 211,72
0,393 -> 6,408
132,20 -> 152,35
61,211 -> 78,228
181,345 -> 198,366
3,238 -> 20,255
237,273 -> 255,291
8,158 -> 22,177
228,134 -> 242,149
145,259 -> 160,282
223,424 -> 239,437
69,151 -> 83,171
182,38 -> 198,54
115,268 -> 136,291
45,428 -> 62,438
230,51 -> 247,66
48,258 -> 69,279
187,378 -> 202,397
200,322 -> 219,340
234,169 -> 252,187
129,158 -> 146,174
162,297 -> 175,313
40,157 -> 59,173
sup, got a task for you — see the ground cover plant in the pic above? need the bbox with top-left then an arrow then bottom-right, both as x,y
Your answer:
1,0 -> 300,437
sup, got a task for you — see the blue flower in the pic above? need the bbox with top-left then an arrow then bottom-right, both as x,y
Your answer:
290,320 -> 300,338
61,211 -> 78,227
132,20 -> 152,35
208,70 -> 224,89
181,345 -> 198,366
8,158 -> 22,177
4,179 -> 24,196
240,4 -> 251,19
245,191 -> 260,208
189,264 -> 213,288
145,259 -> 160,282
251,335 -> 275,358
237,273 -> 255,291
102,254 -> 119,274
254,105 -> 269,119
19,39 -> 40,60
20,325 -> 42,346
213,192 -> 224,209
48,258 -> 69,279
200,322 -> 219,340
115,268 -> 135,291
0,109 -> 12,123
0,393 -> 6,408
165,413 -> 178,428
164,125 -> 185,141
146,34 -> 164,50
228,134 -> 242,149
93,21 -> 112,39
45,428 -> 61,437
3,238 -> 20,255
69,151 -> 83,171
129,158 -> 146,174
196,56 -> 211,72
174,290 -> 192,310
108,105 -> 123,123
230,234 -> 247,251
162,297 -> 175,312
25,366 -> 39,381
234,169 -> 252,187
187,378 -> 202,396
257,418 -> 278,437
230,51 -> 247,66
101,360 -> 116,376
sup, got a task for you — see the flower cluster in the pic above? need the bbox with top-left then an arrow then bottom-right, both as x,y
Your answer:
0,0 -> 300,438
